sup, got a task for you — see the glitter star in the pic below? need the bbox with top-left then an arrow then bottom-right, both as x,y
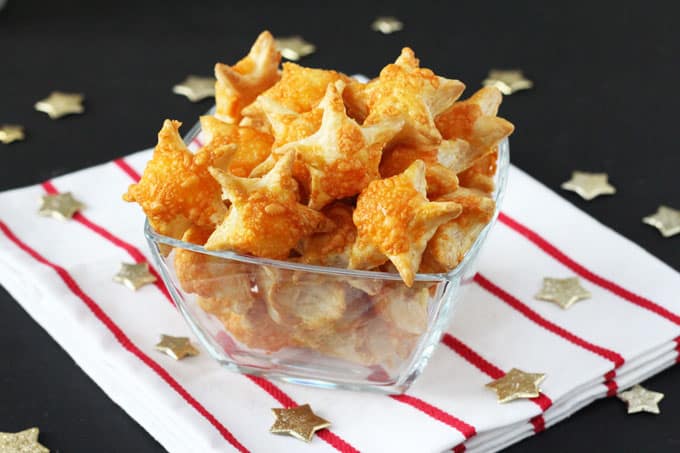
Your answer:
482,69 -> 533,95
371,16 -> 404,34
113,262 -> 157,290
535,277 -> 591,309
0,427 -> 49,453
172,75 -> 216,102
38,192 -> 84,220
270,404 -> 331,442
561,171 -> 616,200
642,205 -> 680,238
486,368 -> 546,403
34,91 -> 85,119
275,36 -> 316,61
618,384 -> 664,414
155,334 -> 200,360
0,124 -> 25,144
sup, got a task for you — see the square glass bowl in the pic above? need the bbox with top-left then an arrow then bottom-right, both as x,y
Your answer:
145,122 -> 509,394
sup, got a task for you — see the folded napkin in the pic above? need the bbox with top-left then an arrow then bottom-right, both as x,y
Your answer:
1,141 -> 678,452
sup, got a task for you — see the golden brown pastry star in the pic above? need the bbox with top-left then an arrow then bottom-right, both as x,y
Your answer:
0,427 -> 49,453
266,80 -> 402,209
173,75 -> 216,102
535,277 -> 591,309
38,192 -> 84,220
363,47 -> 465,146
34,91 -> 85,119
205,150 -> 329,259
486,368 -> 546,403
214,30 -> 281,123
350,159 -> 462,286
113,262 -> 157,291
155,334 -> 200,360
642,205 -> 680,238
270,404 -> 331,442
0,124 -> 25,144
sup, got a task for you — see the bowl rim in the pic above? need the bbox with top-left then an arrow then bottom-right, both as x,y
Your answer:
144,116 -> 510,284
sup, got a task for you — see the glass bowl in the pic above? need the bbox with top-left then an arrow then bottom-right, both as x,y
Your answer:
145,119 -> 509,394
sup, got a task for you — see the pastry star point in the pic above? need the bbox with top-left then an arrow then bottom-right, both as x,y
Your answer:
34,91 -> 85,119
618,384 -> 664,414
0,124 -> 25,144
561,171 -> 616,200
642,205 -> 680,238
0,427 -> 49,453
173,75 -> 216,102
486,368 -> 546,403
113,262 -> 157,290
270,404 -> 331,442
535,277 -> 591,309
155,334 -> 200,360
38,192 -> 84,220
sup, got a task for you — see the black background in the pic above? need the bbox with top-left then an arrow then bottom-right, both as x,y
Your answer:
1,1 -> 679,451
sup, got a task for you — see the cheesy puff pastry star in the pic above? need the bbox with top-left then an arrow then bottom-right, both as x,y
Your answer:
350,160 -> 462,286
123,120 -> 232,240
205,150 -> 330,259
199,115 -> 273,177
214,30 -> 282,123
422,187 -> 496,272
256,81 -> 403,210
435,87 -> 514,173
363,48 -> 465,146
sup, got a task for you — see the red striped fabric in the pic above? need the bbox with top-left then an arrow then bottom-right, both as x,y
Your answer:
474,274 -> 625,368
114,158 -> 142,182
41,180 -> 175,306
45,170 -> 361,453
498,213 -> 680,326
0,220 -> 250,453
441,334 -> 552,432
390,394 -> 477,439
247,376 -> 360,453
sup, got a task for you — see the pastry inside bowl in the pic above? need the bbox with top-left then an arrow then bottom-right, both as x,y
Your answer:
129,31 -> 513,393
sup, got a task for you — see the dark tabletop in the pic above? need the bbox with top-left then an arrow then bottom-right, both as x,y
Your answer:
1,0 -> 679,451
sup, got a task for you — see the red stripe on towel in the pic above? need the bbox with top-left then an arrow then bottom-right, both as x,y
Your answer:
0,220 -> 249,453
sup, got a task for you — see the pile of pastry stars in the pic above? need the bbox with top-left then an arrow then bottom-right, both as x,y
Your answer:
124,30 -> 514,287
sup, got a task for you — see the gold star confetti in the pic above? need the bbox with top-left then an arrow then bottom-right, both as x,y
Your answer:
155,334 -> 200,360
535,277 -> 591,309
618,384 -> 664,414
34,91 -> 85,119
275,36 -> 316,61
642,205 -> 680,238
113,262 -> 157,290
482,69 -> 533,95
486,368 -> 546,403
561,171 -> 616,200
0,427 -> 49,453
371,16 -> 404,34
38,192 -> 84,220
270,404 -> 331,442
172,75 -> 216,102
0,124 -> 25,144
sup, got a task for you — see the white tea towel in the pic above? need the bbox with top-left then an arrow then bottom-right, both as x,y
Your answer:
0,144 -> 678,453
